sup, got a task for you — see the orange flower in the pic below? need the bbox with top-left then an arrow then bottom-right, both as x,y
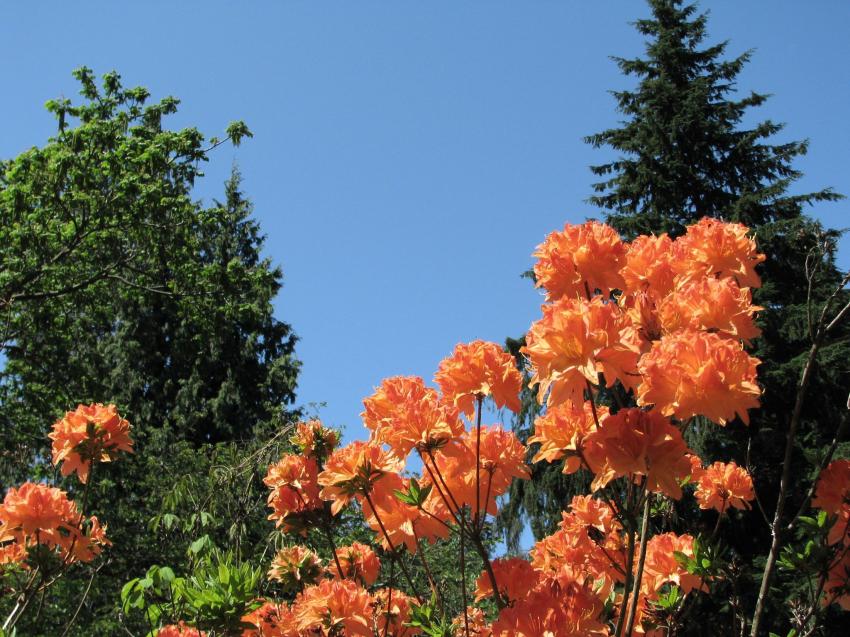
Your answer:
362,376 -> 463,458
66,515 -> 111,563
268,546 -> 323,593
373,588 -> 419,636
530,498 -> 625,596
491,577 -> 608,637
533,221 -> 627,301
452,606 -> 491,637
263,455 -> 323,532
686,453 -> 705,483
567,494 -> 621,536
0,482 -> 109,564
523,295 -> 639,407
0,482 -> 78,540
293,578 -> 374,637
671,217 -> 765,288
637,330 -> 761,425
156,623 -> 206,637
49,403 -> 133,484
474,557 -> 540,604
583,408 -> 691,499
824,550 -> 850,611
0,541 -> 27,567
435,340 -> 522,418
621,233 -> 677,298
657,277 -> 761,343
336,541 -> 381,586
241,601 -> 297,637
318,442 -> 404,515
812,459 -> 850,545
694,461 -> 755,513
812,459 -> 850,516
427,426 -> 529,519
619,291 -> 663,355
360,473 -> 449,552
291,419 -> 339,461
529,400 -> 608,474
641,533 -> 704,596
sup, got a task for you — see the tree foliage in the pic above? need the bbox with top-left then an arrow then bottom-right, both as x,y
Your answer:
0,69 -> 300,635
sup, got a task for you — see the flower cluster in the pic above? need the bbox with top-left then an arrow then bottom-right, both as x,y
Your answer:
0,482 -> 110,564
0,403 -> 130,572
238,218 -> 771,636
49,402 -> 133,483
524,218 -> 762,425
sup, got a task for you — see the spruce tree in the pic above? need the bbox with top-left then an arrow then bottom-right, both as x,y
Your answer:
506,1 -> 850,632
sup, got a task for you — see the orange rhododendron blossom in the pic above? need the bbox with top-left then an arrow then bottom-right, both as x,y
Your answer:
373,588 -> 419,636
824,550 -> 850,611
318,442 -> 404,515
533,220 -> 627,301
529,400 -> 608,474
452,606 -> 491,637
263,454 -> 323,532
523,295 -> 639,407
0,482 -> 109,564
268,546 -> 323,593
621,233 -> 677,299
671,217 -> 765,288
360,472 -> 449,552
0,541 -> 27,566
637,330 -> 761,425
686,454 -> 705,483
619,292 -> 663,355
657,277 -> 761,343
583,409 -> 691,499
291,419 -> 339,460
812,459 -> 850,516
531,501 -> 625,597
434,340 -> 522,418
362,376 -> 463,458
156,622 -> 206,637
49,403 -> 133,484
812,459 -> 850,545
336,541 -> 381,585
427,426 -> 529,519
567,494 -> 621,536
642,533 -> 704,596
474,557 -> 540,603
694,461 -> 755,513
293,578 -> 374,637
491,577 -> 609,637
241,601 -> 297,637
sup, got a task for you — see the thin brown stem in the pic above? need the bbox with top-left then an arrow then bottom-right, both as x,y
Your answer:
751,269 -> 850,636
615,525 -> 636,637
415,530 -> 443,613
60,562 -> 104,636
474,395 -> 483,529
625,493 -> 652,636
363,490 -> 423,603
460,515 -> 471,637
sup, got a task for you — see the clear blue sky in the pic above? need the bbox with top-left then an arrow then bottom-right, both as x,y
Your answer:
2,2 -> 849,448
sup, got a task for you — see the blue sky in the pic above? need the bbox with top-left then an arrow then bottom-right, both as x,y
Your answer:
2,1 -> 849,451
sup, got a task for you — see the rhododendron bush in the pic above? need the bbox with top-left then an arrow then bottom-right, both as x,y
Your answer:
3,217 -> 849,636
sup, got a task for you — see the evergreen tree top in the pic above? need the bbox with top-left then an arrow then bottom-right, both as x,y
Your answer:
585,0 -> 841,239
